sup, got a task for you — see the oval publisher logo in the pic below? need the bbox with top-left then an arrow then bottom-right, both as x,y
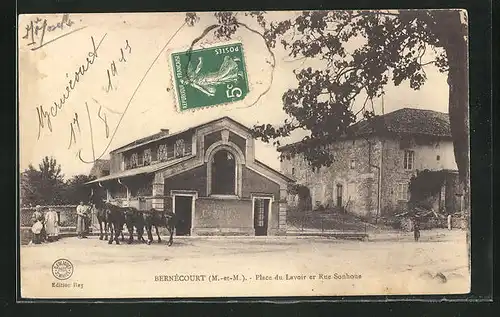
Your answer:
52,258 -> 74,280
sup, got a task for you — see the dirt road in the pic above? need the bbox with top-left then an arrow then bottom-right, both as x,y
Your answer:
19,229 -> 469,299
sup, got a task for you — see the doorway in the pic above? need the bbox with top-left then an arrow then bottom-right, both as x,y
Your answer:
336,184 -> 343,207
253,198 -> 270,236
174,196 -> 193,236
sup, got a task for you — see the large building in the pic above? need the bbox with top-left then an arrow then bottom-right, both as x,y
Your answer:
279,108 -> 464,219
87,117 -> 293,236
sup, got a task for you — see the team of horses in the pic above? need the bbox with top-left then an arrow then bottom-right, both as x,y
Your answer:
93,201 -> 177,246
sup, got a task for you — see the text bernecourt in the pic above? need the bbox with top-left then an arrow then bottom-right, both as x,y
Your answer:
154,273 -> 362,283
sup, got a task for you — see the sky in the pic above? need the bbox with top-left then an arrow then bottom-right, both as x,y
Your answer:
18,11 -> 450,179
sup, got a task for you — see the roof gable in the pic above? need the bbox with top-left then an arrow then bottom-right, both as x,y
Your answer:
110,116 -> 252,154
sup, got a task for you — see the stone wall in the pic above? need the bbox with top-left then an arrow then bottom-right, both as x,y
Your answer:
281,134 -> 458,219
20,205 -> 80,245
280,136 -> 381,217
192,197 -> 281,236
20,205 -> 78,227
381,137 -> 460,216
193,198 -> 254,235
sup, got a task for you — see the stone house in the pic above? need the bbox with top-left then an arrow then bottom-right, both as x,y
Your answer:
279,108 -> 464,219
87,117 -> 293,236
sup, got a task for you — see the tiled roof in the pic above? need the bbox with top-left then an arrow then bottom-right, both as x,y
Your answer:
85,155 -> 195,184
90,159 -> 110,172
278,108 -> 451,151
110,116 -> 251,154
89,159 -> 110,177
350,108 -> 451,137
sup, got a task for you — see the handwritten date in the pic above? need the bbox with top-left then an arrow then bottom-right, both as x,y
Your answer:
22,14 -> 76,50
105,40 -> 132,92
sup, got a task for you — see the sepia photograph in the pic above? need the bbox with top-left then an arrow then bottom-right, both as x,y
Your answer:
18,10 -> 470,299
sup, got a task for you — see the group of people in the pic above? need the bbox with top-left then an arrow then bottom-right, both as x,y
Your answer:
30,201 -> 94,244
30,205 -> 60,244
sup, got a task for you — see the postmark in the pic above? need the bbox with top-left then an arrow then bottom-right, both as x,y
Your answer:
51,258 -> 74,280
170,42 -> 249,111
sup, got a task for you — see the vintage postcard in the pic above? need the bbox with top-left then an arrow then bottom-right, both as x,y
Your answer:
18,10 -> 471,299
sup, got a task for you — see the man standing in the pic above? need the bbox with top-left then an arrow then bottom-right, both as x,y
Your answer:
413,217 -> 420,242
76,201 -> 88,238
447,213 -> 452,230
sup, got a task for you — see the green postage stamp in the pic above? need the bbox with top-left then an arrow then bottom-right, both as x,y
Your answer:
170,42 -> 249,111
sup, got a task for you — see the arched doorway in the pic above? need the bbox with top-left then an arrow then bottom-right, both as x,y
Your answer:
211,150 -> 236,195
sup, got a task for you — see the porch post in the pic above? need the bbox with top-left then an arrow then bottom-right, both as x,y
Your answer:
152,172 -> 165,211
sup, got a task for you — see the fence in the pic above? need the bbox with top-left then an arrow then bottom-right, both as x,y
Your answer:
286,210 -> 368,233
287,209 -> 466,234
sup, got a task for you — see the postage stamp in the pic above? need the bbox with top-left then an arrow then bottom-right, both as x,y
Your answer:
170,42 -> 249,111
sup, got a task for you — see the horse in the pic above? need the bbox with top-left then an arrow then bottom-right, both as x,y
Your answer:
103,202 -> 126,245
143,208 -> 177,246
123,207 -> 146,244
94,200 -> 111,241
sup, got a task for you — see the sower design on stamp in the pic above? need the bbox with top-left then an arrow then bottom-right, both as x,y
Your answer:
171,42 -> 249,111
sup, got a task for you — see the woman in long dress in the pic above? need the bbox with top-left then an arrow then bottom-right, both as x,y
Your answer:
44,208 -> 60,242
31,205 -> 44,244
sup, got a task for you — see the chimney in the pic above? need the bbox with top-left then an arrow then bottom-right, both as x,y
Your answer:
160,129 -> 169,135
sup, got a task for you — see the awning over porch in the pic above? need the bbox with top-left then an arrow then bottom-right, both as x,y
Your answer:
85,156 -> 194,185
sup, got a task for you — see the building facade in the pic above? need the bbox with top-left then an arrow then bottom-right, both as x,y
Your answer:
279,108 -> 464,219
88,117 -> 293,236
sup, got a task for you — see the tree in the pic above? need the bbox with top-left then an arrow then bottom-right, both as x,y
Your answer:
188,10 -> 470,268
63,174 -> 97,205
20,165 -> 42,206
408,169 -> 447,211
186,9 -> 469,217
20,156 -> 66,206
187,11 -> 468,189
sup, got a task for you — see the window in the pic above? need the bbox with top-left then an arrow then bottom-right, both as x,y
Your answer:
396,183 -> 409,201
158,144 -> 167,161
403,150 -> 415,170
436,155 -> 440,161
175,139 -> 185,158
211,150 -> 236,195
151,148 -> 157,162
350,159 -> 356,169
137,152 -> 144,166
184,138 -> 192,155
347,183 -> 356,201
291,167 -> 295,176
143,149 -> 152,166
130,153 -> 138,168
336,184 -> 343,207
166,144 -> 174,159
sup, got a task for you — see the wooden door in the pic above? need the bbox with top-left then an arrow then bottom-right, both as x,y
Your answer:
254,198 -> 269,236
